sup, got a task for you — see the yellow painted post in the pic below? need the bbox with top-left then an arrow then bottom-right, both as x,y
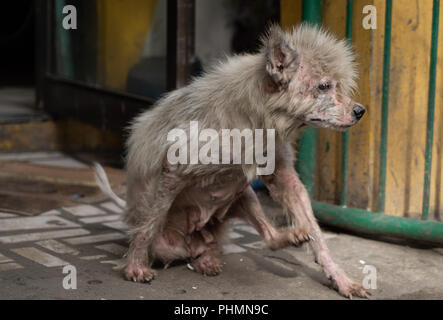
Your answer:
348,0 -> 385,213
96,0 -> 158,90
280,0 -> 302,28
384,1 -> 432,217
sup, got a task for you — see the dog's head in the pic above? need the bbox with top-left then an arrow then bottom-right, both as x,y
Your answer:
263,24 -> 364,131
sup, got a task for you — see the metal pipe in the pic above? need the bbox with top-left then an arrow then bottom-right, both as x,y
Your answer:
377,0 -> 393,212
167,0 -> 195,90
54,0 -> 74,79
302,0 -> 322,24
297,0 -> 322,197
340,0 -> 353,206
422,0 -> 440,220
167,0 -> 178,91
313,201 -> 443,245
176,0 -> 195,88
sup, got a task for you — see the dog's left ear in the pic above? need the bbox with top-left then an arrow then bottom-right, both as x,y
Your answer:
265,25 -> 299,91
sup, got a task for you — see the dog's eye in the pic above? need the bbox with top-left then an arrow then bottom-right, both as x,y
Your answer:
318,83 -> 331,91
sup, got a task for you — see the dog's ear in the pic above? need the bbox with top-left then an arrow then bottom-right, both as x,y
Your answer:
265,25 -> 299,91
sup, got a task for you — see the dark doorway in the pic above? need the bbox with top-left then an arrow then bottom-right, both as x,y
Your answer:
0,0 -> 36,123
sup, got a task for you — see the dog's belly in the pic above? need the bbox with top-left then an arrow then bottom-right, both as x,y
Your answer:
172,174 -> 249,234
152,173 -> 248,262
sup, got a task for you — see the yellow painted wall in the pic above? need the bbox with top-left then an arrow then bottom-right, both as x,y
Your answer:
96,0 -> 157,89
281,0 -> 302,28
282,0 -> 443,219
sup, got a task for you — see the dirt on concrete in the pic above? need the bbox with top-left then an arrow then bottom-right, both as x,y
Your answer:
0,161 -> 125,215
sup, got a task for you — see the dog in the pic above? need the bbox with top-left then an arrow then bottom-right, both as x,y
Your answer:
95,24 -> 368,298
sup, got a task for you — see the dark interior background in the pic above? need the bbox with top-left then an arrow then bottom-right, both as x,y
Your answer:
0,0 -> 35,86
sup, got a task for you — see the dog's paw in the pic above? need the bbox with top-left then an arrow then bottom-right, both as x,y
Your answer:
191,253 -> 223,276
290,228 -> 313,246
332,274 -> 371,299
125,261 -> 157,283
265,228 -> 313,250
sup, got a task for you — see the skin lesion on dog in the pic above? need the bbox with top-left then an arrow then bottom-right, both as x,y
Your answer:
94,23 -> 368,298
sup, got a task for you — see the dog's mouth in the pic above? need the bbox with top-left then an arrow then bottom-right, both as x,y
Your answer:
304,118 -> 354,131
328,124 -> 354,131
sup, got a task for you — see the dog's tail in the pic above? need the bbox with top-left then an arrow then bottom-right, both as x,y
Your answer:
93,162 -> 126,209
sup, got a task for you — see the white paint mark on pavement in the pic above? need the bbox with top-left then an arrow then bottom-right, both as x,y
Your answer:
64,232 -> 126,245
12,247 -> 69,267
222,244 -> 247,254
63,205 -> 106,217
100,201 -> 124,214
0,216 -> 79,232
234,225 -> 260,236
103,221 -> 128,231
243,241 -> 265,250
228,231 -> 243,239
95,243 -> 127,257
0,252 -> 13,263
79,215 -> 120,224
0,228 -> 90,244
229,219 -> 244,226
0,262 -> 23,271
100,258 -> 125,270
37,239 -> 80,256
80,255 -> 107,260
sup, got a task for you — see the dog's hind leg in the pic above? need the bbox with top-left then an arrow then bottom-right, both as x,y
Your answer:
124,170 -> 186,283
190,235 -> 224,276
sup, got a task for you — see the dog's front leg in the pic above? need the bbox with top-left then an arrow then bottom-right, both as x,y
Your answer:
231,186 -> 307,249
261,166 -> 313,244
262,165 -> 369,298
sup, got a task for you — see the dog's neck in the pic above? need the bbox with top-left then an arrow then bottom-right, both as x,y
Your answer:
235,53 -> 305,141
207,52 -> 305,142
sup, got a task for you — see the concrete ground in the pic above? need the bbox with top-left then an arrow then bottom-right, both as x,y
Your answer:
0,152 -> 442,300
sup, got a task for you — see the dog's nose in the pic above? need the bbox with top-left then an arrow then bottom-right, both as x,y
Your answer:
353,105 -> 365,120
